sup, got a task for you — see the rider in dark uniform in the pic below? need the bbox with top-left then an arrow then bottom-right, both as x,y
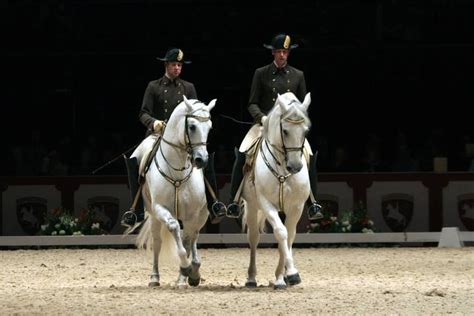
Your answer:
226,34 -> 323,220
121,48 -> 227,230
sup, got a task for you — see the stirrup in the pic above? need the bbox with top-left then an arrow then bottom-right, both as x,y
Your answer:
121,210 -> 145,234
227,201 -> 242,218
308,203 -> 323,220
210,201 -> 227,224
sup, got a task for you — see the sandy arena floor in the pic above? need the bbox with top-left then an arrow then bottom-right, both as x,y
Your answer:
0,247 -> 472,315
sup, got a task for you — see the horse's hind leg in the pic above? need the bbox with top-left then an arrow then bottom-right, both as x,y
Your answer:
149,218 -> 162,287
245,205 -> 260,288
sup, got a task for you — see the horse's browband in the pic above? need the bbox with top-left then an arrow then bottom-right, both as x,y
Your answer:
284,117 -> 305,124
187,114 -> 211,122
188,105 -> 211,121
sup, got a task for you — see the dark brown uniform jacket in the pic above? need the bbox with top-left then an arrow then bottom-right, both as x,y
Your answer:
248,62 -> 306,123
139,76 -> 197,133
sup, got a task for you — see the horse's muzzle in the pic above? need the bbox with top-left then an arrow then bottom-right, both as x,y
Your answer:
193,156 -> 208,169
286,161 -> 303,174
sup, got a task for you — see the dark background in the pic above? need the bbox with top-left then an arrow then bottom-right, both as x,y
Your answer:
2,0 -> 473,176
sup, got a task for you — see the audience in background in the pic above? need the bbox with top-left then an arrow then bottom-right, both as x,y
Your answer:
4,127 -> 472,176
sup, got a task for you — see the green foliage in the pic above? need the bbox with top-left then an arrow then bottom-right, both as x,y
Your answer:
307,202 -> 376,234
40,208 -> 105,236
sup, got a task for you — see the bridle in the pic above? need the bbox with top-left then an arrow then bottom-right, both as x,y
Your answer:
161,107 -> 211,157
260,114 -> 307,213
154,106 -> 211,218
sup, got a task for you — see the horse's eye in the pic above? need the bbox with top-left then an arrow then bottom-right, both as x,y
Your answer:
282,129 -> 288,136
189,125 -> 196,132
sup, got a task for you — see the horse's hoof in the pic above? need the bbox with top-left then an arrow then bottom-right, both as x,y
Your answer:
245,281 -> 257,288
284,273 -> 301,286
273,283 -> 287,290
148,281 -> 160,287
188,277 -> 201,287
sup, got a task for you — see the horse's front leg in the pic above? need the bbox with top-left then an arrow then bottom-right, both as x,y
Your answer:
151,203 -> 191,282
282,209 -> 303,286
182,227 -> 201,287
259,198 -> 296,289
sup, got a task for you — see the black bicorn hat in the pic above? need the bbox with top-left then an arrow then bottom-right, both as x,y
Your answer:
156,48 -> 191,64
263,33 -> 299,50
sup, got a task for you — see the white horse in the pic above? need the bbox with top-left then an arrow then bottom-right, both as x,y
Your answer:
241,92 -> 312,289
135,96 -> 216,287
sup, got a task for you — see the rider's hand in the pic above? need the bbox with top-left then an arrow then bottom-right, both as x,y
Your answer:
153,120 -> 164,133
260,116 -> 268,125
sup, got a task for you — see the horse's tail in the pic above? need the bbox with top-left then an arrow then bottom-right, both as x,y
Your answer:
257,211 -> 267,233
241,201 -> 247,233
159,223 -> 179,265
135,215 -> 179,264
135,215 -> 151,249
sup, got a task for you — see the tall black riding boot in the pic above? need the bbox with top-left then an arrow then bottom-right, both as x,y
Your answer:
204,152 -> 227,224
307,152 -> 323,220
121,156 -> 145,228
227,147 -> 246,218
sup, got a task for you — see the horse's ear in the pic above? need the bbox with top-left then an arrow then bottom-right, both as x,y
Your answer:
183,95 -> 193,111
277,93 -> 289,113
207,99 -> 217,111
300,92 -> 311,111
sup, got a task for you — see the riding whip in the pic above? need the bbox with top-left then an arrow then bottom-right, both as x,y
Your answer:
90,143 -> 139,175
219,114 -> 254,125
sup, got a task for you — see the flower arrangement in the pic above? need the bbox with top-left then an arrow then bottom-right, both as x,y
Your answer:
40,207 -> 105,236
307,202 -> 376,233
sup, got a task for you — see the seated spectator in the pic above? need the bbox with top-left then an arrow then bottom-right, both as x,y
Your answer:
391,144 -> 419,172
329,145 -> 353,172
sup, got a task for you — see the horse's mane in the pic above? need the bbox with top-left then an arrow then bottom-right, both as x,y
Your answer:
263,93 -> 311,137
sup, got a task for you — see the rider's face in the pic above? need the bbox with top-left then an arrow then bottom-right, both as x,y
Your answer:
165,62 -> 183,79
272,49 -> 290,67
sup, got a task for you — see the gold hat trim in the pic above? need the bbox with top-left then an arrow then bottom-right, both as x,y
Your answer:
283,35 -> 291,49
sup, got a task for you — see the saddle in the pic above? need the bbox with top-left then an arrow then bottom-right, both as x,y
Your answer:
138,134 -> 161,181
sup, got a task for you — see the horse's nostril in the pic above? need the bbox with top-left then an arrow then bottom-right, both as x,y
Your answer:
194,156 -> 208,169
287,163 -> 302,174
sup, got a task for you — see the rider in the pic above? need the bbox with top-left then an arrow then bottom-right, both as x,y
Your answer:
121,48 -> 227,230
226,33 -> 323,220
